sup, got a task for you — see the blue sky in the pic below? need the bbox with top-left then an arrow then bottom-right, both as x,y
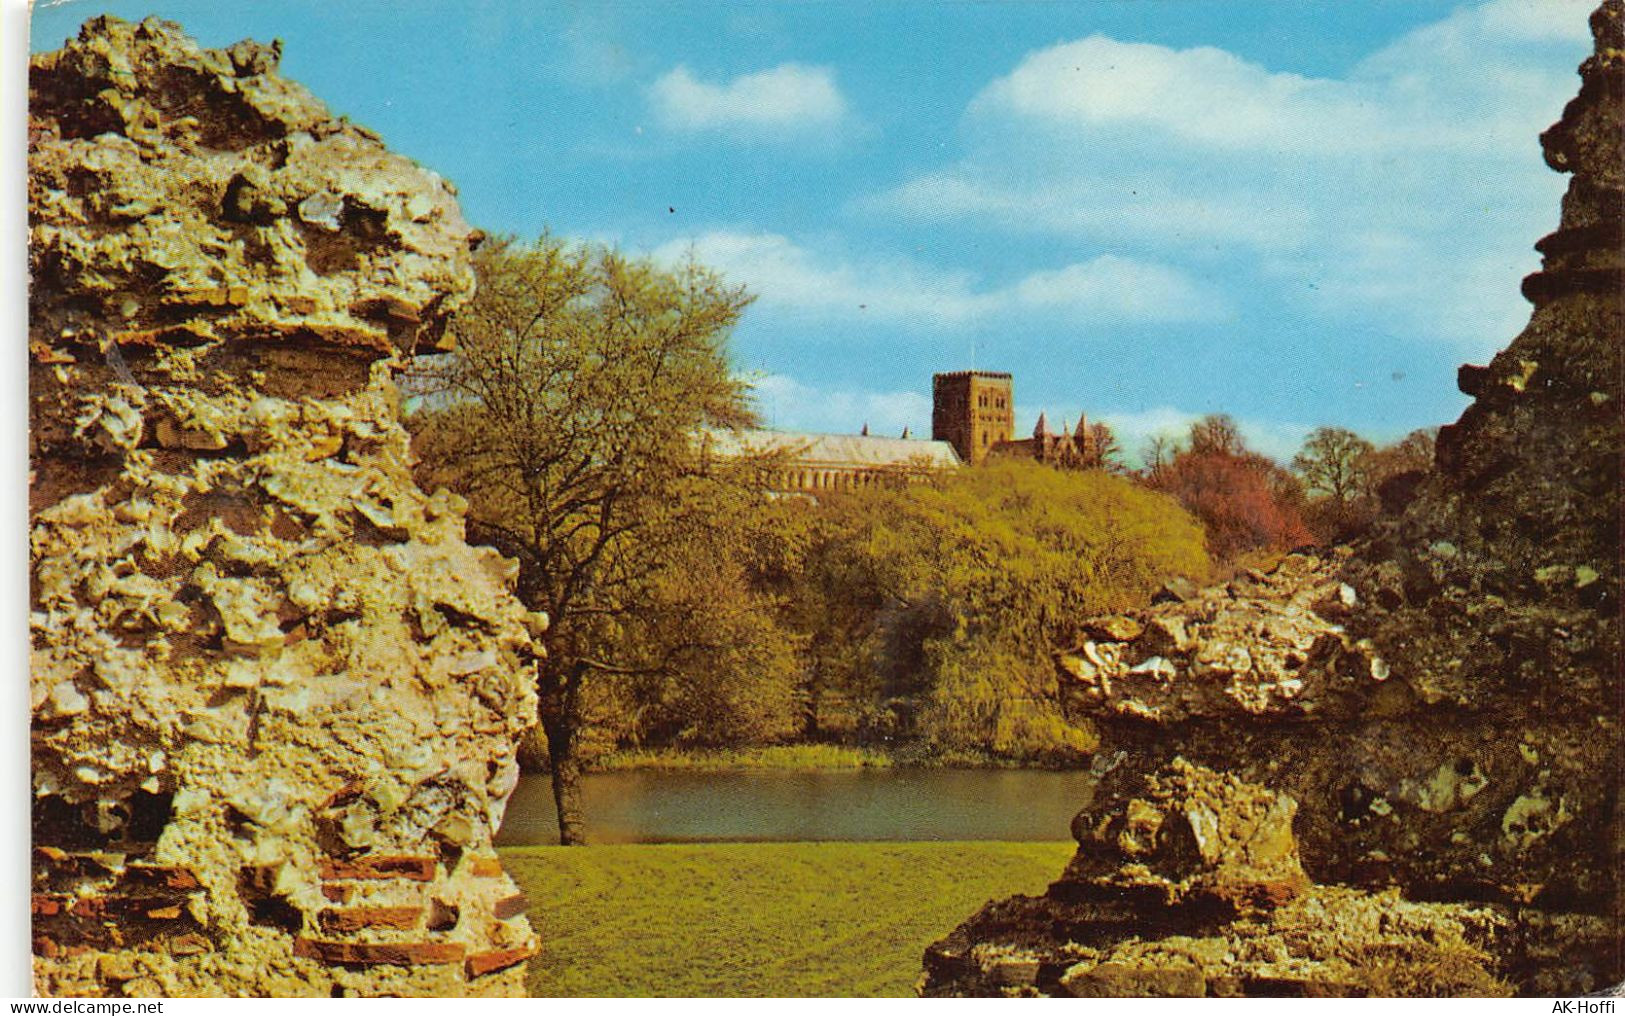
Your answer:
31,0 -> 1595,462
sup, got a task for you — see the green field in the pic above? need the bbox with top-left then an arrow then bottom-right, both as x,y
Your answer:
500,841 -> 1074,997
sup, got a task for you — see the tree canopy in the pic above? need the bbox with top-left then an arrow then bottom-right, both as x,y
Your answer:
764,459 -> 1209,761
1292,426 -> 1375,505
1290,425 -> 1439,540
406,234 -> 778,841
1147,415 -> 1312,562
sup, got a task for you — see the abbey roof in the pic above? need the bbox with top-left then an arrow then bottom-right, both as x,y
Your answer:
705,428 -> 962,469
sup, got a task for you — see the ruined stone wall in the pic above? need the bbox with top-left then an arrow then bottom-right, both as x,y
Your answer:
30,17 -> 544,996
926,760 -> 1513,997
926,0 -> 1622,997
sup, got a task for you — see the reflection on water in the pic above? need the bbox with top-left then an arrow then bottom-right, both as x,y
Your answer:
494,768 -> 1097,845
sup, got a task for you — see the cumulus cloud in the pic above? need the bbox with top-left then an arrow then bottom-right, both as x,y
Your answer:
1095,406 -> 1203,450
1095,406 -> 1311,467
970,0 -> 1588,159
749,374 -> 932,436
1010,256 -> 1225,322
654,230 -> 1223,326
968,0 -> 1589,157
973,36 -> 1381,153
867,0 -> 1592,349
877,173 -> 1315,249
649,63 -> 847,133
654,230 -> 985,325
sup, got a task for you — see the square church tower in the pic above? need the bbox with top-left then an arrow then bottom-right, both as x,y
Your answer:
933,371 -> 1014,464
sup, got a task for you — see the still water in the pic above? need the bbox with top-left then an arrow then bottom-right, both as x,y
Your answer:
494,768 -> 1098,845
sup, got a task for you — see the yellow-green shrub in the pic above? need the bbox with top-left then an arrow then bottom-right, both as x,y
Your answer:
774,459 -> 1208,761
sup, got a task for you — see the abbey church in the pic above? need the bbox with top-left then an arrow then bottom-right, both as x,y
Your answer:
931,370 -> 1111,469
716,370 -> 1109,494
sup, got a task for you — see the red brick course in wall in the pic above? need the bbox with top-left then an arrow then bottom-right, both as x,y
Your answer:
293,938 -> 466,966
491,894 -> 527,920
318,906 -> 425,933
319,856 -> 437,881
465,946 -> 535,979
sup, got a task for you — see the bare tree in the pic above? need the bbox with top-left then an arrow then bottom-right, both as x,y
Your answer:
1188,414 -> 1246,457
1292,426 -> 1376,506
1141,433 -> 1178,480
1085,422 -> 1122,471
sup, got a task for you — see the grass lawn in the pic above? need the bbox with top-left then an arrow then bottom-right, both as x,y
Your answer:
500,840 -> 1074,997
591,744 -> 893,771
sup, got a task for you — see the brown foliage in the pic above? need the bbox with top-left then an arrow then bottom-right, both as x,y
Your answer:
1148,417 -> 1312,561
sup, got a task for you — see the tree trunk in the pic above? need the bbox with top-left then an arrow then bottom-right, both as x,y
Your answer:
540,670 -> 587,846
536,656 -> 588,838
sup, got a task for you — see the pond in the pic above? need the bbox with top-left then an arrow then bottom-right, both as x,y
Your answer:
494,768 -> 1098,845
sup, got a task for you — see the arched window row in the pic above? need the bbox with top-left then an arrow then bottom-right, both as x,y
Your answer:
769,468 -> 923,492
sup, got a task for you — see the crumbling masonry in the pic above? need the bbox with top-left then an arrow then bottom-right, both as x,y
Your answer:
30,18 -> 544,996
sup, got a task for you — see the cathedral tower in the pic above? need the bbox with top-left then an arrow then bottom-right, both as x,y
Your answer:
932,370 -> 1014,464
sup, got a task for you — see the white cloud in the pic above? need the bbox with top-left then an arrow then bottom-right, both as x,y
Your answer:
649,63 -> 847,133
653,230 -> 985,325
1476,0 -> 1593,42
1096,406 -> 1311,467
875,173 -> 1315,249
866,0 -> 1592,350
1234,419 -> 1316,466
972,0 -> 1589,155
1364,0 -> 1591,75
654,230 -> 1223,327
1095,406 -> 1203,451
749,374 -> 931,436
973,36 -> 1381,153
1010,256 -> 1223,322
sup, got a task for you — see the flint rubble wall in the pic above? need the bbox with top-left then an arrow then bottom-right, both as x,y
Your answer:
30,17 -> 544,997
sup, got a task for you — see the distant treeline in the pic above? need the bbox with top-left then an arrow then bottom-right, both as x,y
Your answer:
1141,413 -> 1438,561
570,458 -> 1207,765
